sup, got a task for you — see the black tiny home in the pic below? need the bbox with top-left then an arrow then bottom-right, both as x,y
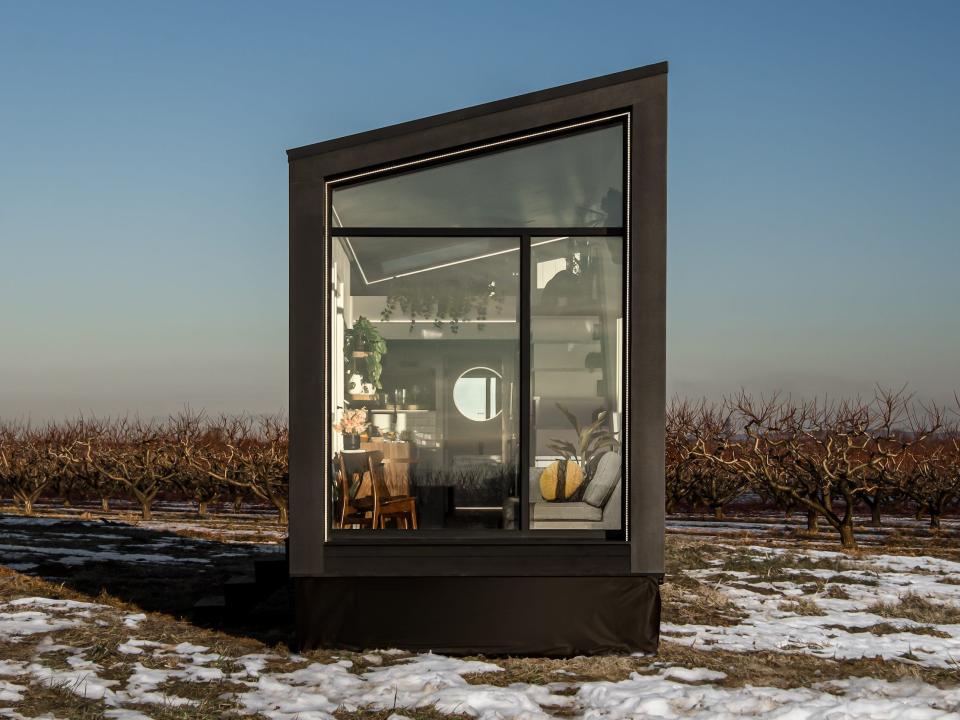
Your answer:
287,63 -> 667,655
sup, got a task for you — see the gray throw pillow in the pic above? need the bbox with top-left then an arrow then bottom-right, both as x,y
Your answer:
582,452 -> 621,508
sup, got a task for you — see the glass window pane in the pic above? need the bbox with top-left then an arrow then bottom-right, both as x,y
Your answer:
529,236 -> 623,530
331,236 -> 520,531
332,124 -> 623,228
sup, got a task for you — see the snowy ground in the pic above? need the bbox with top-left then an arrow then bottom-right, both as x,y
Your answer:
1,509 -> 959,718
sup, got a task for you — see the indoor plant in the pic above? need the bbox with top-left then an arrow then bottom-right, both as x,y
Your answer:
547,404 -> 621,481
344,316 -> 387,396
380,277 -> 503,333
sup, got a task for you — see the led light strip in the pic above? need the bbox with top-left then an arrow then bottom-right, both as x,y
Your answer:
624,113 -> 632,542
345,235 -> 574,286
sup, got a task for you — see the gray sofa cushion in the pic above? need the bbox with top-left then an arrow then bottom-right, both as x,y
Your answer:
532,501 -> 603,522
582,452 -> 621,508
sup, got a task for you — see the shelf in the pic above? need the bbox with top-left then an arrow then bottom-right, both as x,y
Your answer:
370,409 -> 435,414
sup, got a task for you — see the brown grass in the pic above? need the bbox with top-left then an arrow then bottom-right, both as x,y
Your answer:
824,584 -> 851,599
867,592 -> 960,625
779,598 -> 826,616
824,622 -> 950,638
661,575 -> 746,626
458,640 -> 960,691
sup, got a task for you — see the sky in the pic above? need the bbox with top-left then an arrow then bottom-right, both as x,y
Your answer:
1,0 -> 958,420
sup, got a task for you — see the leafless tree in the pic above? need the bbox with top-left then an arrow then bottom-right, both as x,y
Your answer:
92,418 -> 178,520
0,423 -> 58,515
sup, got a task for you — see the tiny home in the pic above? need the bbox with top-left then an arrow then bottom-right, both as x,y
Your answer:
287,62 -> 667,655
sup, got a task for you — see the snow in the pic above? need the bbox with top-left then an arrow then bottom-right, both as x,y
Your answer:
663,545 -> 960,668
1,594 -> 959,719
122,613 -> 145,628
0,541 -> 209,565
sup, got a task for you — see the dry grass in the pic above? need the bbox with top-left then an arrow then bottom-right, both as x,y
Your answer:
779,597 -> 826,616
824,584 -> 851,599
824,622 -> 950,639
867,592 -> 960,625
459,640 -> 960,691
826,573 -> 879,587
661,574 -> 746,627
334,709 -> 470,720
719,550 -> 854,578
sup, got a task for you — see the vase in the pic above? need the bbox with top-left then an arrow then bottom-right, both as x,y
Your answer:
343,433 -> 361,450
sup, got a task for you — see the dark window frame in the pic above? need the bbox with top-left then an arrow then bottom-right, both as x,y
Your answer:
325,114 -> 629,542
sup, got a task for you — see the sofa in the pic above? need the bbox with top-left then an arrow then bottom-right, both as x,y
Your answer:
529,451 -> 622,529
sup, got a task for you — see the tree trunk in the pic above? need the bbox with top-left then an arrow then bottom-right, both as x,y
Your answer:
839,521 -> 857,549
20,495 -> 34,516
233,494 -> 243,513
198,500 -> 208,516
139,499 -> 152,521
869,500 -> 882,527
930,511 -> 941,530
806,509 -> 819,533
712,505 -> 724,521
275,502 -> 288,526
101,497 -> 110,513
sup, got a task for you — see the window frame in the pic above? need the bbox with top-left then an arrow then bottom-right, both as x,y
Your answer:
324,114 -> 630,542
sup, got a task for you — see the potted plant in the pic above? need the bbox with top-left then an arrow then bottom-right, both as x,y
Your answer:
334,408 -> 369,450
345,317 -> 387,398
547,404 -> 621,482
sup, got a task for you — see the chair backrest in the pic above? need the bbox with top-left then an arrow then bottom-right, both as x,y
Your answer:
338,451 -> 369,499
366,451 -> 391,502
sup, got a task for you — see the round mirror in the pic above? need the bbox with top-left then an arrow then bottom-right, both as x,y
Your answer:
453,367 -> 502,422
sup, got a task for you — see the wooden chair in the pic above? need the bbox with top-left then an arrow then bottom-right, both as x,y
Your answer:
335,452 -> 376,528
367,452 -> 418,529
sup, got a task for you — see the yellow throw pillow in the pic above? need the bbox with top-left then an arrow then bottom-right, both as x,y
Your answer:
539,460 -> 585,502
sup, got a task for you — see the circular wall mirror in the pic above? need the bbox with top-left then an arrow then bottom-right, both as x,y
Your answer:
453,367 -> 502,422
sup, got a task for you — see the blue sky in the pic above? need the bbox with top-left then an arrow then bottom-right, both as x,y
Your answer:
1,1 -> 958,420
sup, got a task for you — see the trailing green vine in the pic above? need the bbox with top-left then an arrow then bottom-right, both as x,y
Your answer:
380,277 -> 503,333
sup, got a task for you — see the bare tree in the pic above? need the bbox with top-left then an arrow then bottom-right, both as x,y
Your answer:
170,411 -> 223,516
0,423 -> 49,515
895,400 -> 957,530
92,418 -> 178,520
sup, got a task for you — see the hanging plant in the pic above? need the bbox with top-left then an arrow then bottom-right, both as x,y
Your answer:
380,277 -> 503,333
344,316 -> 387,390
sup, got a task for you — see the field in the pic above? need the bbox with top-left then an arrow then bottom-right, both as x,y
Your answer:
0,502 -> 958,719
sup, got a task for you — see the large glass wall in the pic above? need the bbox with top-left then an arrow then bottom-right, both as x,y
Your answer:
328,119 -> 625,534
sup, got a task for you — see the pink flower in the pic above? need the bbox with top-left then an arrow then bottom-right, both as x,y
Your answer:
334,408 -> 369,435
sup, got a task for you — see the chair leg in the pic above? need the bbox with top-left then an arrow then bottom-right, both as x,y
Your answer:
410,504 -> 418,530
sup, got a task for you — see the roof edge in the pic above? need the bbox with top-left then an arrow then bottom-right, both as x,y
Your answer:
286,61 -> 667,162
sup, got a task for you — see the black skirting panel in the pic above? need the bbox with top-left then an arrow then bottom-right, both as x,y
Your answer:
295,575 -> 660,656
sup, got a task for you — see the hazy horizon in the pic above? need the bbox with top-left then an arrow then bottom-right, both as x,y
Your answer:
2,1 -> 958,421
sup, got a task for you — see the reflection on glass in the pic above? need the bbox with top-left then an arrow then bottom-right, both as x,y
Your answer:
453,367 -> 502,422
529,237 -> 623,531
331,124 -> 623,228
331,236 -> 519,531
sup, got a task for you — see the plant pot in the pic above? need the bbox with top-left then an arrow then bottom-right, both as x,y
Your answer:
343,433 -> 361,450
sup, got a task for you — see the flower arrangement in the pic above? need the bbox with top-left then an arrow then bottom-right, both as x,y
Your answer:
334,408 -> 369,436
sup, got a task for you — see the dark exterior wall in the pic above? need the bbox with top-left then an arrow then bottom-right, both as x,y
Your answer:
288,63 -> 667,579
